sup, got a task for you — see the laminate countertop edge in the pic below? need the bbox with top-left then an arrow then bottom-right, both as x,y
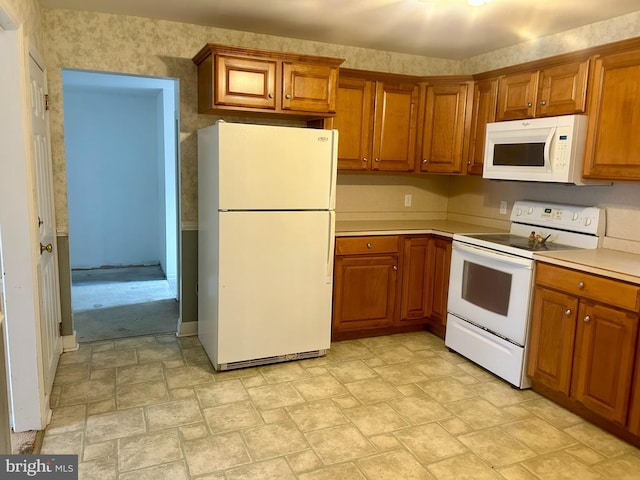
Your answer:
335,220 -> 506,238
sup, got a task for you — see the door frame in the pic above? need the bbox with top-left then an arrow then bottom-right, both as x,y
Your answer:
0,2 -> 50,431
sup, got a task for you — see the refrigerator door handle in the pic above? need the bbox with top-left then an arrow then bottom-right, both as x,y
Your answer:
326,210 -> 336,283
328,130 -> 338,209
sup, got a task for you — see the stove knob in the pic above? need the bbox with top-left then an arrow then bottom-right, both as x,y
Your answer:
584,217 -> 592,226
515,208 -> 523,216
527,207 -> 534,215
572,212 -> 579,221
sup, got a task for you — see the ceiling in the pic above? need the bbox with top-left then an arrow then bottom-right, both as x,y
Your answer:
38,0 -> 640,59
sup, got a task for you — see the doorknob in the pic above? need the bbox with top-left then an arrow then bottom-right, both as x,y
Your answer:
40,243 -> 53,254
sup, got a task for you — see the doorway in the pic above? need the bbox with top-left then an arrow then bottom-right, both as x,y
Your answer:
62,70 -> 180,343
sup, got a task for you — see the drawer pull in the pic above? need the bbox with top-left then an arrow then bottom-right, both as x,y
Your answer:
578,281 -> 585,289
584,315 -> 591,323
366,243 -> 372,248
564,309 -> 572,316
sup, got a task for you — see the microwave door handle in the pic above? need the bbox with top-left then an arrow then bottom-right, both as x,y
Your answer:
543,127 -> 556,172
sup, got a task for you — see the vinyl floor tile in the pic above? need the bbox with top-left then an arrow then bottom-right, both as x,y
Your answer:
39,331 -> 640,479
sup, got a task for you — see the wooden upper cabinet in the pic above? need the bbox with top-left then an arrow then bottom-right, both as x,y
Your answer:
282,62 -> 338,113
583,48 -> 640,181
193,44 -> 343,118
332,75 -> 375,170
214,55 -> 277,110
496,71 -> 539,120
332,70 -> 418,172
467,78 -> 497,176
372,80 -> 419,172
495,59 -> 589,121
537,60 -> 589,117
416,80 -> 473,174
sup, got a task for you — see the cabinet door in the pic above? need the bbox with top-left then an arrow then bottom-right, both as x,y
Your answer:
628,333 -> 640,435
583,48 -> 640,180
333,76 -> 374,170
572,302 -> 639,425
399,237 -> 433,324
332,255 -> 398,332
537,60 -> 589,117
282,62 -> 338,113
429,237 -> 452,328
496,71 -> 539,121
467,78 -> 497,176
371,81 -> 419,171
417,82 -> 472,174
215,54 -> 277,109
527,286 -> 578,394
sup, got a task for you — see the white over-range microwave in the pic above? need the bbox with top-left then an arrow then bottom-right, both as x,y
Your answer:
483,114 -> 593,185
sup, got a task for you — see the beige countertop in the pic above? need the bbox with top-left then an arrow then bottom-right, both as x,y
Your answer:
534,248 -> 640,285
335,219 -> 506,237
336,219 -> 640,285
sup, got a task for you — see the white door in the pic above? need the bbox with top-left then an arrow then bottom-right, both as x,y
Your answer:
29,53 -> 63,395
204,122 -> 337,211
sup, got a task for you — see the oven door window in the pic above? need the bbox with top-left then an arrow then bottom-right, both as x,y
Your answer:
461,261 -> 511,315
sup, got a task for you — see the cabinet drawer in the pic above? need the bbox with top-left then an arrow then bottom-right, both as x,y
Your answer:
336,236 -> 399,255
536,263 -> 640,311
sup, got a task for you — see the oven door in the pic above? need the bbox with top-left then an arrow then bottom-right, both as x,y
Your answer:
447,241 -> 534,346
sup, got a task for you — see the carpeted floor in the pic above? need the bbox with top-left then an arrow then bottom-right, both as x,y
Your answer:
72,265 -> 179,343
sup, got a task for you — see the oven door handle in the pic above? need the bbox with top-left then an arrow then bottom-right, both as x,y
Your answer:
452,241 -> 534,269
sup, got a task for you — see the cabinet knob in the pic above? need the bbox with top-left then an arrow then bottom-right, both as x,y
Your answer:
393,265 -> 398,271
422,159 -> 428,164
540,100 -> 547,106
285,93 -> 292,99
374,158 -> 380,163
366,243 -> 372,248
584,315 -> 591,323
578,281 -> 585,289
564,309 -> 572,316
527,102 -> 532,107
362,157 -> 368,162
268,93 -> 274,99
467,160 -> 471,166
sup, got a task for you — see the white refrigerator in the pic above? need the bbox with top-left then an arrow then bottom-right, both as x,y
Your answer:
197,121 -> 338,370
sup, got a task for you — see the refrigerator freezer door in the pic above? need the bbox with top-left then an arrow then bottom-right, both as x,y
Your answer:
213,122 -> 337,211
213,210 -> 334,366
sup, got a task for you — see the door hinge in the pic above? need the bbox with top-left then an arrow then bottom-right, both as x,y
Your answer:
58,322 -> 63,336
44,94 -> 50,111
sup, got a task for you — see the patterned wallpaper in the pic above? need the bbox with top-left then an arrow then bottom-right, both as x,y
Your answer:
41,8 -> 640,230
41,9 -> 462,229
2,0 -> 44,51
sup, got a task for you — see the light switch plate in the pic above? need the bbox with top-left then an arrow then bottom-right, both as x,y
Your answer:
499,201 -> 507,215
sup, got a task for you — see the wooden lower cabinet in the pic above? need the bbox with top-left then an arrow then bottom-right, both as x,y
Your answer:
429,237 -> 452,332
333,234 -> 452,340
527,286 -> 578,395
572,302 -> 638,425
528,262 -> 640,445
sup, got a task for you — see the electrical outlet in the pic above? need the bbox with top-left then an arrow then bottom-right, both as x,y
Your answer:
404,194 -> 412,207
499,200 -> 508,215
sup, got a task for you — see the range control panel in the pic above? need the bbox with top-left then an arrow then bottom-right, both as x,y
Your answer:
510,200 -> 605,236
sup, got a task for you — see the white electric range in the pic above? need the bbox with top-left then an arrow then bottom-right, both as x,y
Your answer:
445,200 -> 606,388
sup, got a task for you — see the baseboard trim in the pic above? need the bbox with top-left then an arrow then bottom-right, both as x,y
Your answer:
62,331 -> 79,352
177,320 -> 197,337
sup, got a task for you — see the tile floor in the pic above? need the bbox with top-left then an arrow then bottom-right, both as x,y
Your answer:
41,331 -> 640,479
